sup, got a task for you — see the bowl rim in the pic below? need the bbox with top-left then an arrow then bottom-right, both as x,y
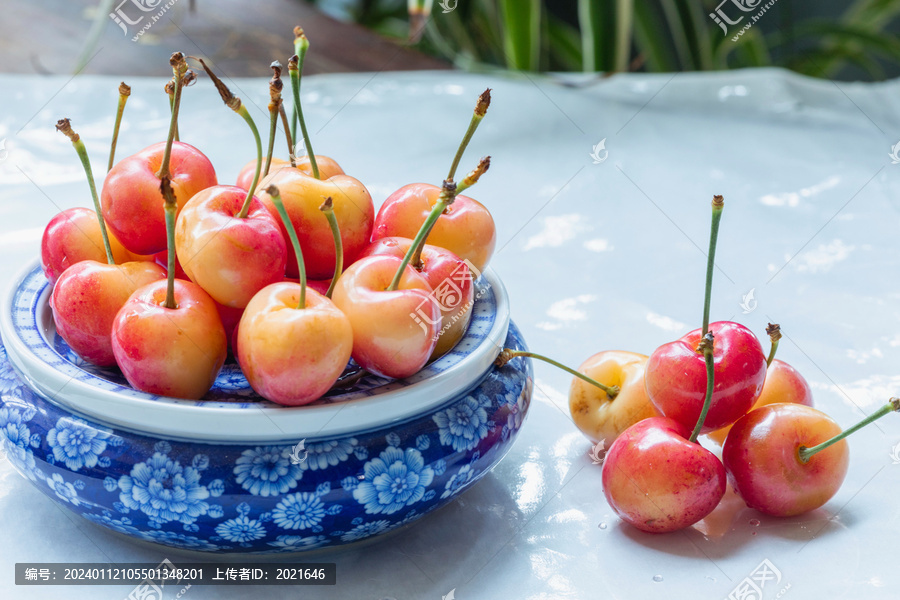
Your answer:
1,258 -> 510,442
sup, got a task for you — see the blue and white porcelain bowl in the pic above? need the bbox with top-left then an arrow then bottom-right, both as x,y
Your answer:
0,259 -> 532,553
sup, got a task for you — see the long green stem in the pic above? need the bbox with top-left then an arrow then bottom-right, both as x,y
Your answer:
160,177 -> 178,309
108,82 -> 130,172
409,157 -> 490,270
799,398 -> 900,462
264,105 -> 278,178
289,46 -> 319,179
496,349 -> 620,399
56,119 -> 114,265
702,195 -> 724,336
193,57 -> 261,218
235,105 -> 262,218
447,89 -> 491,180
320,198 -> 342,298
389,182 -> 456,291
290,26 -> 304,147
156,53 -> 188,181
266,185 -> 306,310
766,323 -> 782,368
689,332 -> 715,443
165,80 -> 180,143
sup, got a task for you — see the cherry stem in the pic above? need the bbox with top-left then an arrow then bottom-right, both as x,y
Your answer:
165,79 -> 180,143
159,177 -> 178,309
799,397 -> 900,463
447,88 -> 491,181
266,185 -> 307,310
279,104 -> 296,167
108,82 -> 130,172
495,349 -> 620,399
320,197 -> 342,298
702,195 -> 724,337
156,52 -> 187,182
56,118 -> 115,265
236,106 -> 262,217
290,26 -> 304,148
408,156 -> 490,270
193,57 -> 262,218
766,323 -> 782,368
289,45 -> 319,179
264,61 -> 284,179
388,180 -> 456,292
688,332 -> 715,443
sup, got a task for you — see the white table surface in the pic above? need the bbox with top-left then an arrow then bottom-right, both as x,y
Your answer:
2,66 -> 900,599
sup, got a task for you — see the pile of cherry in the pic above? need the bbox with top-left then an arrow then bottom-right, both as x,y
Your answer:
498,195 -> 899,534
42,32 -> 496,405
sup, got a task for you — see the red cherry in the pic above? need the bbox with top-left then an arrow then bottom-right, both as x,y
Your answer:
645,321 -> 767,434
101,141 -> 217,256
723,403 -> 847,517
50,261 -> 166,366
602,417 -> 726,533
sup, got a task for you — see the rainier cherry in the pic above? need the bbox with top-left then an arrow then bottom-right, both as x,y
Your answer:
101,53 -> 217,256
255,42 -> 374,280
567,351 -> 659,447
49,119 -> 165,366
708,324 -> 813,445
111,177 -> 226,399
724,399 -> 899,517
644,196 -> 766,434
372,90 -> 496,272
174,59 -> 286,308
237,185 -> 352,405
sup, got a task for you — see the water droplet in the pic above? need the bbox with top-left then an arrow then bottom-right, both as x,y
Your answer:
751,531 -> 757,536
749,518 -> 760,527
598,522 -> 607,529
652,575 -> 663,582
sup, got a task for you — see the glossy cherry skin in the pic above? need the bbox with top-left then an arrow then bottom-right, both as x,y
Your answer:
602,417 -> 726,533
41,207 -> 143,284
568,351 -> 659,447
215,301 -> 244,355
235,155 -> 344,191
708,359 -> 813,445
175,186 -> 287,308
723,403 -> 847,517
371,183 -> 496,273
332,255 -> 439,379
237,282 -> 353,405
256,167 -> 374,280
111,279 -> 227,399
645,321 -> 767,434
49,260 -> 166,366
360,237 -> 475,360
153,250 -> 191,281
101,141 -> 217,256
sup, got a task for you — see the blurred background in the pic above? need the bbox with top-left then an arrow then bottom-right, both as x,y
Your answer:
3,0 -> 900,81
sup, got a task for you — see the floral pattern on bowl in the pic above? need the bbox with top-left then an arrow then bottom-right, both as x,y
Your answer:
0,323 -> 532,553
